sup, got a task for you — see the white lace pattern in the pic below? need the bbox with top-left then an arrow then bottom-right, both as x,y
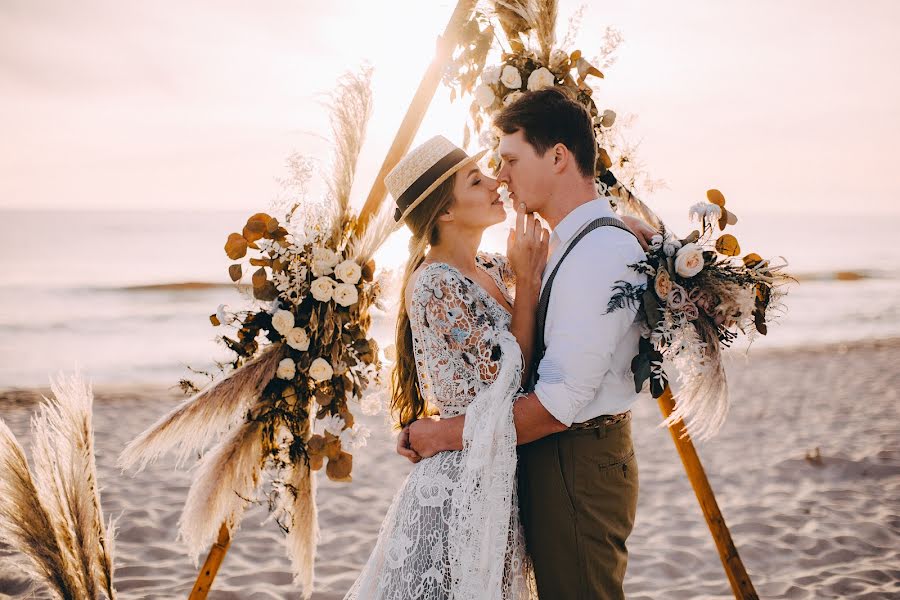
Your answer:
344,253 -> 533,600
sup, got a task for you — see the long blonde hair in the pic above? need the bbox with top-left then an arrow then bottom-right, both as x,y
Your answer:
390,176 -> 456,427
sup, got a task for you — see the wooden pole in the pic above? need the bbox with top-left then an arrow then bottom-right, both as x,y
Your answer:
189,524 -> 232,599
357,0 -> 476,230
187,3 -> 474,597
658,386 -> 759,599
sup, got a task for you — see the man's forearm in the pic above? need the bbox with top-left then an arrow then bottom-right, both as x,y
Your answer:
431,391 -> 565,453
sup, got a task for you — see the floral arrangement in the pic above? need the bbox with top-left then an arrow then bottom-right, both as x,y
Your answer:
118,68 -> 397,596
608,190 -> 790,439
445,0 -> 663,227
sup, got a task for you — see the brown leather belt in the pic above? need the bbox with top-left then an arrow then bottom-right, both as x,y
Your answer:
568,411 -> 631,431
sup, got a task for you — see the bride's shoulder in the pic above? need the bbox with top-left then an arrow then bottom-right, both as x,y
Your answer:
406,262 -> 467,307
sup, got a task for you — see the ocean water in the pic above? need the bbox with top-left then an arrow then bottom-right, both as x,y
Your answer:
1,209 -> 898,389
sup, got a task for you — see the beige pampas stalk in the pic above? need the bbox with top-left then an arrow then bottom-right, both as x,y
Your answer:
0,373 -> 116,599
494,0 -> 558,62
177,416 -> 265,561
0,421 -> 84,599
283,464 -> 319,599
348,199 -> 399,265
118,343 -> 284,471
324,67 -> 373,243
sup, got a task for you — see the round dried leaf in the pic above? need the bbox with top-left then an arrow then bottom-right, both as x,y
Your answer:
228,264 -> 242,282
326,451 -> 353,482
743,253 -> 763,267
252,267 -> 268,289
598,148 -> 612,170
253,281 -> 278,301
706,189 -> 726,207
224,233 -> 248,260
715,234 -> 741,256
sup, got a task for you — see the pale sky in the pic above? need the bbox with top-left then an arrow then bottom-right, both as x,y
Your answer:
2,0 -> 899,216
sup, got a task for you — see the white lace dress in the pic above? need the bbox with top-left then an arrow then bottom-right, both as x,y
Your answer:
344,253 -> 533,600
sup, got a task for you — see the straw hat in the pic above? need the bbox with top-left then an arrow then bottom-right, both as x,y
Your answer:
385,135 -> 486,223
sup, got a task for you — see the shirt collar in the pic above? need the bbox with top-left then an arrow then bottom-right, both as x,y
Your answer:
551,198 -> 617,247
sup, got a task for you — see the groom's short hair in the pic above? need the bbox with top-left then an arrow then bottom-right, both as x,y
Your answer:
494,87 -> 596,178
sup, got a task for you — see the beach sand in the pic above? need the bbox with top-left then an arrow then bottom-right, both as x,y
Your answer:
1,338 -> 898,599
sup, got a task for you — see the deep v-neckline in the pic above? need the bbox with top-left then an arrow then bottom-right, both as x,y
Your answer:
420,260 -> 513,316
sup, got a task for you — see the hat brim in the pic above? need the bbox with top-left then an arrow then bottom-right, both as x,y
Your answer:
395,148 -> 488,223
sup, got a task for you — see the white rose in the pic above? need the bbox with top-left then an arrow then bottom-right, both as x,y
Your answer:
310,277 -> 335,302
334,259 -> 362,284
333,282 -> 359,307
340,424 -> 370,451
309,357 -> 334,382
286,327 -> 310,351
500,65 -> 522,89
271,309 -> 295,335
311,259 -> 333,277
319,413 -> 345,436
527,67 -> 555,91
503,91 -> 524,106
312,246 -> 340,268
674,243 -> 705,278
474,84 -> 496,109
482,64 -> 501,85
276,358 -> 296,380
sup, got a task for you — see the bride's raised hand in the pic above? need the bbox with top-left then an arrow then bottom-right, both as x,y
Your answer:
507,202 -> 549,294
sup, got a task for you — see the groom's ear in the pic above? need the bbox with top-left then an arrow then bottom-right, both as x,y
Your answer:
551,143 -> 568,173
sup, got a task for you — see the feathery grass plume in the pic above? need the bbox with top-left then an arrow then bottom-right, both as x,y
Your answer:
493,0 -> 557,62
0,420 -> 84,599
608,183 -> 663,230
283,464 -> 318,599
347,198 -> 399,265
118,343 -> 285,472
177,416 -> 265,561
325,66 -> 374,244
30,375 -> 113,599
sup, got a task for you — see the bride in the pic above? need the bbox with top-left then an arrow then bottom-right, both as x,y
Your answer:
344,136 -> 647,600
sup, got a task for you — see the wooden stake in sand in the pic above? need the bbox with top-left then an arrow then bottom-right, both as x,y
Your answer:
658,386 -> 759,599
186,2 -> 475,598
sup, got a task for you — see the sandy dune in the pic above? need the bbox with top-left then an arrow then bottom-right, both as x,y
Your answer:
1,338 -> 898,599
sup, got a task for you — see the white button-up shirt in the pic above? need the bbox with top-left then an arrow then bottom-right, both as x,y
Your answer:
533,199 -> 647,426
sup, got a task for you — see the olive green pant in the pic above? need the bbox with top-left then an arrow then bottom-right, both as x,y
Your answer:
518,415 -> 638,600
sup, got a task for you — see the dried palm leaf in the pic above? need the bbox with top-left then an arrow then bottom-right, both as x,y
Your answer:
118,343 -> 284,472
283,464 -> 318,599
493,0 -> 557,62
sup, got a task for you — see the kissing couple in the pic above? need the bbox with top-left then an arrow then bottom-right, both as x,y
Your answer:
346,86 -> 655,600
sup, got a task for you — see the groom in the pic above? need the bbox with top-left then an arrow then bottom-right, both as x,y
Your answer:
405,87 -> 648,600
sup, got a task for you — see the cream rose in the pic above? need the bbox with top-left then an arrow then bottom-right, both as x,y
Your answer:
271,309 -> 295,335
309,357 -> 334,382
333,282 -> 359,307
500,65 -> 522,89
527,67 -> 554,91
276,358 -> 296,380
503,91 -> 524,106
334,259 -> 362,284
311,247 -> 340,276
667,283 -> 688,310
674,243 -> 705,278
482,64 -> 501,85
654,269 -> 672,299
286,327 -> 310,351
310,276 -> 335,302
474,84 -> 496,109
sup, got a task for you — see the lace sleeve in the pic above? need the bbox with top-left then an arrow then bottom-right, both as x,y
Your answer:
476,251 -> 516,299
413,264 -> 504,384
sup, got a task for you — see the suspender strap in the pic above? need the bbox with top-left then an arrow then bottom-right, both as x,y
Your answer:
525,217 -> 637,392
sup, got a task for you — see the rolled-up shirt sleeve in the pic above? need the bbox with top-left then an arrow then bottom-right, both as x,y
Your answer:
533,234 -> 644,426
